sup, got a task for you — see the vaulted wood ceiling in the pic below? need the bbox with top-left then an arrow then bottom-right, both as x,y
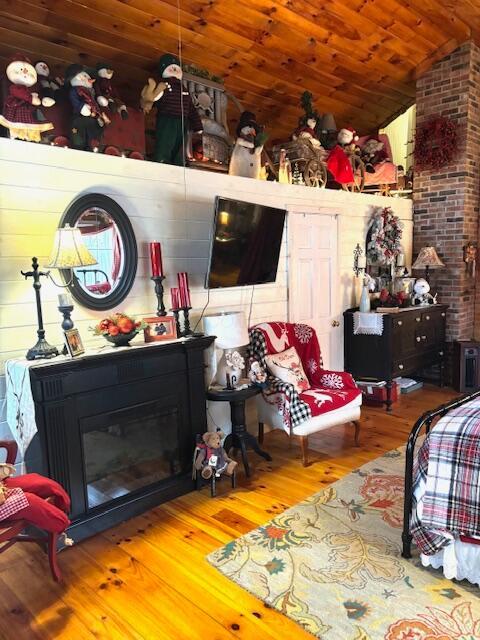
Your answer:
1,0 -> 480,140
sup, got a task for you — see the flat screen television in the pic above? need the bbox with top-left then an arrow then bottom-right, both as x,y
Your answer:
205,196 -> 286,289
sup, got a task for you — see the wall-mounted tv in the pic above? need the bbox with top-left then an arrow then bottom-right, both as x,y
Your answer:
205,196 -> 286,289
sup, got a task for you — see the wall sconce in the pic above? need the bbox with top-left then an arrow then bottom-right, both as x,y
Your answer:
21,225 -> 97,361
463,242 -> 477,277
353,243 -> 367,277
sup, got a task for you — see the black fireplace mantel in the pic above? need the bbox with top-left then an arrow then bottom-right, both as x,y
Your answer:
28,336 -> 214,542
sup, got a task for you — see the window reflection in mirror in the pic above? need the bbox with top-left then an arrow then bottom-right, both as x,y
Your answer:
73,207 -> 125,299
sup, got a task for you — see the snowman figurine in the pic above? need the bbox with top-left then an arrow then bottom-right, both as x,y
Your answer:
65,64 -> 109,151
152,53 -> 203,165
411,278 -> 436,306
34,61 -> 60,106
0,54 -> 54,141
229,111 -> 266,179
95,63 -> 128,120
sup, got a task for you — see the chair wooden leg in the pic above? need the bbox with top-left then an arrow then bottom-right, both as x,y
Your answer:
258,422 -> 264,444
48,532 -> 62,582
352,420 -> 360,447
300,436 -> 309,467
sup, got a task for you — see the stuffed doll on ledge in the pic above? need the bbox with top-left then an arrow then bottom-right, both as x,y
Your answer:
193,430 -> 238,480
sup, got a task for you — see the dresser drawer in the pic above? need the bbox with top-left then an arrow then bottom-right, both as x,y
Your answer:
393,348 -> 445,376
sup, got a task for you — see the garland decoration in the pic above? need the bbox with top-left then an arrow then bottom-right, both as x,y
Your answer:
367,206 -> 403,265
413,116 -> 457,170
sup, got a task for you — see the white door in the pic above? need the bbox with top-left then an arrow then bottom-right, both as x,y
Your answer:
288,212 -> 342,370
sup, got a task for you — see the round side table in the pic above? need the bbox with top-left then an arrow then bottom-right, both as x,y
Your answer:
207,385 -> 272,477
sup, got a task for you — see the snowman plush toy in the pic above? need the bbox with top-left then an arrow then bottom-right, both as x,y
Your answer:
228,111 -> 267,179
34,60 -> 60,106
152,53 -> 203,165
412,278 -> 437,306
65,64 -> 109,151
95,63 -> 128,120
0,54 -> 54,141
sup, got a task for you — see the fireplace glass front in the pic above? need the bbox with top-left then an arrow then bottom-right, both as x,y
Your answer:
81,400 -> 182,509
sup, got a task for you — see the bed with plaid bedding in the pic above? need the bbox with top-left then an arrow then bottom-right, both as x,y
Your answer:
411,395 -> 480,555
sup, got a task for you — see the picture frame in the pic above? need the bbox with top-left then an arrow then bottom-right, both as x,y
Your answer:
143,316 -> 177,343
64,328 -> 85,358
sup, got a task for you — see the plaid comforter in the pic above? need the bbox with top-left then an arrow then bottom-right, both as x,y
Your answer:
411,395 -> 480,555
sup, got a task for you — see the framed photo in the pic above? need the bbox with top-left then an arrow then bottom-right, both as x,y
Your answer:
143,316 -> 177,343
64,328 -> 85,358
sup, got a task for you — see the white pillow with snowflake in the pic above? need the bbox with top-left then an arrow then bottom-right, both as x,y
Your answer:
265,347 -> 311,393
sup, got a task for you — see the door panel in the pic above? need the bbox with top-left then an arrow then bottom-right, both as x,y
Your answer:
288,213 -> 340,370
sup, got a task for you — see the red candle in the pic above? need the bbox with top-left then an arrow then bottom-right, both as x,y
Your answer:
178,272 -> 191,308
149,242 -> 163,277
171,287 -> 180,310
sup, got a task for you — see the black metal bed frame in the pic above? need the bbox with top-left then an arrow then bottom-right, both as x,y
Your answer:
402,388 -> 480,559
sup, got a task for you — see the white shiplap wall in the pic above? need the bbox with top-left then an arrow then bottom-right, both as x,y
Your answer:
0,139 -> 413,444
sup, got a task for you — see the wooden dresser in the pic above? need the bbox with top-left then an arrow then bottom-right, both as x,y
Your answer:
343,304 -> 448,411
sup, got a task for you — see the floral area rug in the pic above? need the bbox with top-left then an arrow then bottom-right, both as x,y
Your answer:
207,447 -> 480,639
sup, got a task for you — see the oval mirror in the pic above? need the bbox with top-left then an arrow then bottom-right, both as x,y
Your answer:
58,194 -> 138,310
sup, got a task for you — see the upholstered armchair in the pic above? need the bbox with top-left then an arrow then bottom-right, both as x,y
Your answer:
249,322 -> 362,466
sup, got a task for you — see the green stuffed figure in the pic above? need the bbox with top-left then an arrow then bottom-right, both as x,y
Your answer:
153,54 -> 203,165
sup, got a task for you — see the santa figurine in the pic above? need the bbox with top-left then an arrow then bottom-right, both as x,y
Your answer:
327,126 -> 359,185
65,64 -> 109,151
94,63 -> 128,120
229,111 -> 267,179
292,91 -> 322,148
0,54 -> 54,142
34,60 -> 60,106
152,53 -> 203,165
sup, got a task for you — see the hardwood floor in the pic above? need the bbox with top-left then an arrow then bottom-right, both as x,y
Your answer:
0,385 -> 458,640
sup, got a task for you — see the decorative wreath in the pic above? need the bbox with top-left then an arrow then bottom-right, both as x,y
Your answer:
414,116 -> 457,170
367,206 -> 403,265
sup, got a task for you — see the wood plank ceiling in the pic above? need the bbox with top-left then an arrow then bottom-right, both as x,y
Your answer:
0,0 -> 479,140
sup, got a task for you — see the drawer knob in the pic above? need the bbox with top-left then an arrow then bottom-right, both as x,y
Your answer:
439,351 -> 444,356
398,364 -> 404,370
416,317 -> 421,322
441,312 -> 446,317
426,315 -> 430,320
422,335 -> 427,340
397,320 -> 402,326
416,336 -> 421,343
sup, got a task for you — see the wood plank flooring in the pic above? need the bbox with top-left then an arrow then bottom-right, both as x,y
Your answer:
0,385 -> 458,640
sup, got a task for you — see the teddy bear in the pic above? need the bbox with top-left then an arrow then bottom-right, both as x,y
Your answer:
0,463 -> 16,505
0,54 -> 54,141
327,126 -> 358,185
194,430 -> 238,480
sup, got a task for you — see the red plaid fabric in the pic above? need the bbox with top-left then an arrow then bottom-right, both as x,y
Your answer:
3,84 -> 39,125
411,395 -> 480,555
0,486 -> 29,521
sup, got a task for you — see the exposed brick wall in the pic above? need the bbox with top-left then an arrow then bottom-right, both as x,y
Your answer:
414,42 -> 480,361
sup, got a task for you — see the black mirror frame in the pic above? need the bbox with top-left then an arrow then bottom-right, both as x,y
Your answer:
58,193 -> 138,311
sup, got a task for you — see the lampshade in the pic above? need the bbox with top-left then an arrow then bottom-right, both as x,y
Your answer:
46,224 -> 98,269
412,246 -> 445,270
203,311 -> 249,349
319,113 -> 337,132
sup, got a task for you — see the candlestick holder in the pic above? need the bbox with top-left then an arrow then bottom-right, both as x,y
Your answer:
151,275 -> 166,316
172,308 -> 182,337
58,304 -> 74,355
21,257 -> 59,361
179,306 -> 204,338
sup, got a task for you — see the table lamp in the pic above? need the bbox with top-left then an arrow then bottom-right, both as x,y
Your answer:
411,246 -> 445,283
203,311 -> 249,388
22,224 -> 97,361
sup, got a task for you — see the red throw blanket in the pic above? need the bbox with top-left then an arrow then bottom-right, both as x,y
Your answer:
249,322 -> 360,433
